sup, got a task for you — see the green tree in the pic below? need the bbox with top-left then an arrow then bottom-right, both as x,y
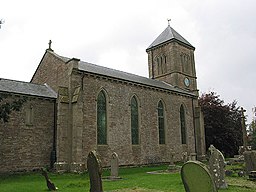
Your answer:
199,92 -> 243,157
0,93 -> 26,123
248,107 -> 256,149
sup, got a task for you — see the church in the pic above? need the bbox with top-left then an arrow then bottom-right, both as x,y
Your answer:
0,24 -> 205,173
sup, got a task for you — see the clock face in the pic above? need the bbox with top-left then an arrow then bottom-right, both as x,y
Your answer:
184,77 -> 190,87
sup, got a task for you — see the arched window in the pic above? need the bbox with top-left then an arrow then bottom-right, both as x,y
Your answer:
97,91 -> 107,144
157,57 -> 161,75
131,96 -> 139,144
158,101 -> 165,144
180,105 -> 187,144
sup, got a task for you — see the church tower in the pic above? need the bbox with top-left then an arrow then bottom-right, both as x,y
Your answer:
146,24 -> 198,94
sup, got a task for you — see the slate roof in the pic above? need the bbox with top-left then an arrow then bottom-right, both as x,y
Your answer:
0,78 -> 57,99
147,25 -> 194,50
77,60 -> 196,97
48,51 -> 196,97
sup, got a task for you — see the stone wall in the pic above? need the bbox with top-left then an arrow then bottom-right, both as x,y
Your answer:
31,50 -> 69,93
0,95 -> 55,173
61,71 -> 196,170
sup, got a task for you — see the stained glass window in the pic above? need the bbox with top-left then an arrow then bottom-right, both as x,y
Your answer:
180,105 -> 187,144
131,96 -> 139,144
158,101 -> 165,144
97,91 -> 107,145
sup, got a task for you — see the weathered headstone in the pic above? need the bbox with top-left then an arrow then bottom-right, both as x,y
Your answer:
87,150 -> 103,192
41,168 -> 58,191
181,161 -> 217,192
182,152 -> 188,163
208,145 -> 228,189
189,153 -> 197,161
169,151 -> 175,165
167,151 -> 177,171
244,150 -> 256,174
110,152 -> 119,178
249,171 -> 256,181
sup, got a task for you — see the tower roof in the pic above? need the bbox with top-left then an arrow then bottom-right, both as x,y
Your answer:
146,25 -> 194,51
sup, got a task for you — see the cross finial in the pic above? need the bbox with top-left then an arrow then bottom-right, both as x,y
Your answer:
240,107 -> 246,118
167,18 -> 171,26
49,40 -> 52,49
47,40 -> 54,51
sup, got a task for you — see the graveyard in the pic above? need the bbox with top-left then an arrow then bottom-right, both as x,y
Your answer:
1,158 -> 256,192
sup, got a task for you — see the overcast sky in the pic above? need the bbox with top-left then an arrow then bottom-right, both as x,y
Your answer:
1,0 -> 255,120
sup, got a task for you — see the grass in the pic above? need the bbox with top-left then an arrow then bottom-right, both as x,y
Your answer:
0,164 -> 256,192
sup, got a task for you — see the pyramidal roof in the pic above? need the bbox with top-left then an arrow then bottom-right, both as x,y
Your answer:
146,25 -> 194,50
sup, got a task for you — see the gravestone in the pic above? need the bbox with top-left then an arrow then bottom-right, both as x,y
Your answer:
249,171 -> 256,181
87,150 -> 103,192
110,152 -> 119,178
168,151 -> 176,170
208,145 -> 228,189
41,168 -> 58,191
244,150 -> 256,174
169,151 -> 175,165
181,161 -> 217,192
182,152 -> 188,163
189,153 -> 197,161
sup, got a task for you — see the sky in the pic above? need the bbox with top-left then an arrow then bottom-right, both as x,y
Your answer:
1,0 -> 256,120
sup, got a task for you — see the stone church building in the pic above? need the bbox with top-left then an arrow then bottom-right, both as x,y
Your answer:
0,25 -> 205,173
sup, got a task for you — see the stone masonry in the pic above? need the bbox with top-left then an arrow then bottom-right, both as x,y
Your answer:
0,95 -> 55,173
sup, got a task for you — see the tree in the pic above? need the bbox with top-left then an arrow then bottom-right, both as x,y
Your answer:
248,107 -> 256,149
0,93 -> 26,123
199,92 -> 243,157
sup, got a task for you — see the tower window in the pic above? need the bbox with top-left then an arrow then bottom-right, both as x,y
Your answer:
181,53 -> 190,74
156,55 -> 167,75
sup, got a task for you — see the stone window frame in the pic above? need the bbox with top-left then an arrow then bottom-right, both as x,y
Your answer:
25,104 -> 34,126
155,54 -> 167,76
96,89 -> 109,145
180,53 -> 191,74
180,104 -> 187,144
130,95 -> 140,145
157,100 -> 166,144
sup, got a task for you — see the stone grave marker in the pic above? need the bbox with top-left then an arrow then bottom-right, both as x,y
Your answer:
182,152 -> 188,163
168,151 -> 176,170
87,150 -> 103,192
41,168 -> 58,191
208,145 -> 228,189
181,161 -> 217,192
189,153 -> 197,161
110,152 -> 119,179
244,150 -> 256,174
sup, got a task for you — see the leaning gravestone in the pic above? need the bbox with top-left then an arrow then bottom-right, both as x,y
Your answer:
41,168 -> 58,191
110,152 -> 119,179
208,145 -> 228,189
181,161 -> 217,192
87,150 -> 103,192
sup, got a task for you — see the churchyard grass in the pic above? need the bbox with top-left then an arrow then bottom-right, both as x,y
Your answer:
0,164 -> 256,192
